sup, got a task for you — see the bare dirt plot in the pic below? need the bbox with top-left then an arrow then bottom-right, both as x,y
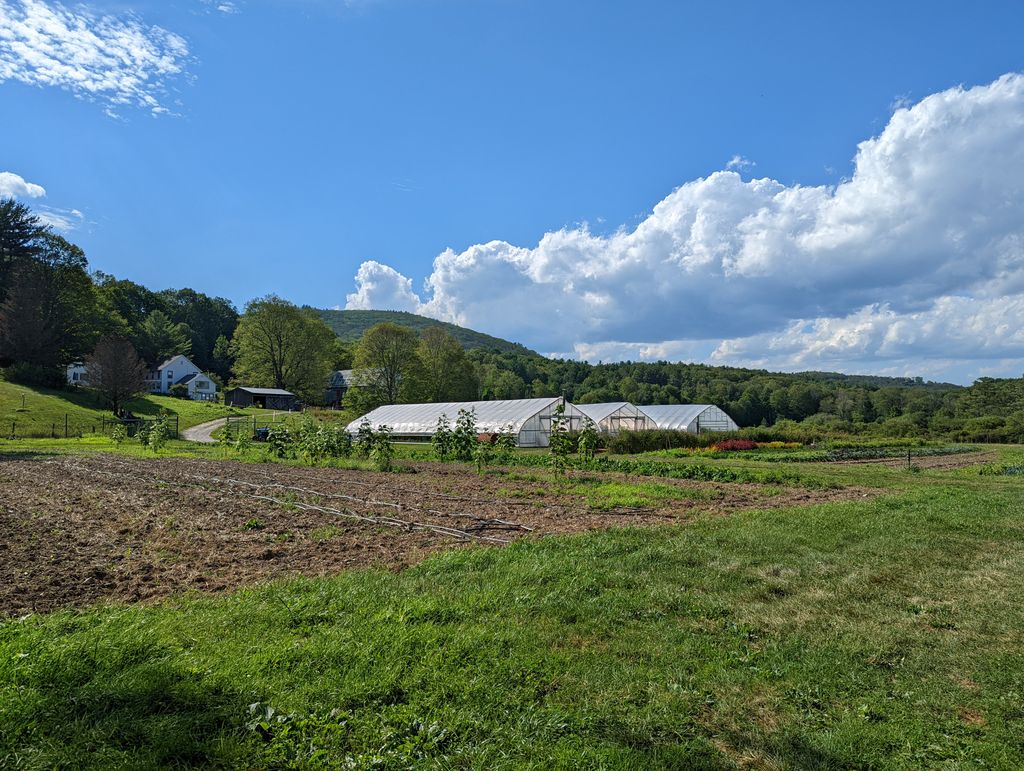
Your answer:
0,453 -> 869,616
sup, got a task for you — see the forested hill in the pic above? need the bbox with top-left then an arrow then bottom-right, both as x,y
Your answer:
315,309 -> 537,355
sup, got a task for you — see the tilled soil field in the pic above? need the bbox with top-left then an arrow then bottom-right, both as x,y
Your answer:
0,453 -> 868,615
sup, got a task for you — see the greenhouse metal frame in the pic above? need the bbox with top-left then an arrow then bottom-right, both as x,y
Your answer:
347,397 -> 585,448
575,402 -> 654,434
637,404 -> 739,433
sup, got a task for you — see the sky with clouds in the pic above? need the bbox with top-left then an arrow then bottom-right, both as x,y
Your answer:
1,0 -> 1023,384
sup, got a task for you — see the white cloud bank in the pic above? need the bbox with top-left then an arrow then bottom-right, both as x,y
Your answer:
347,73 -> 1024,383
0,170 -> 45,198
0,0 -> 190,115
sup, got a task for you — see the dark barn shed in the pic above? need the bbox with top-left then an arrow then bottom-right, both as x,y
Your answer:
224,387 -> 298,411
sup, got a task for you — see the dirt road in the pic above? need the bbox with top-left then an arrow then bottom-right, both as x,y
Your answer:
180,417 -> 227,443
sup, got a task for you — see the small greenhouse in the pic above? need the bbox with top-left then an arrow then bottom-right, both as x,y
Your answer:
575,402 -> 654,434
637,404 -> 739,433
346,397 -> 585,448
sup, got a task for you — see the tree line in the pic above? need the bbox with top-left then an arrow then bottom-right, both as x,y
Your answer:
2,196 -> 1021,441
0,198 -> 238,388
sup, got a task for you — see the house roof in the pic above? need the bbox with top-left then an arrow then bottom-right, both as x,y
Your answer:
155,354 -> 193,371
230,387 -> 296,397
175,373 -> 200,385
329,369 -> 377,388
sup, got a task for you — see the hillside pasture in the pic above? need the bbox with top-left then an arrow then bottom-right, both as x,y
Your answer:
0,378 -> 262,438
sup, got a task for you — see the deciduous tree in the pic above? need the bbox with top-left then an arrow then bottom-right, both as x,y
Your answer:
347,323 -> 420,412
411,326 -> 477,402
86,336 -> 148,415
231,295 -> 336,402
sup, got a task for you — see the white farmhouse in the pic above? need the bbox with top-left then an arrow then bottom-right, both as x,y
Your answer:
66,362 -> 89,386
145,354 -> 218,401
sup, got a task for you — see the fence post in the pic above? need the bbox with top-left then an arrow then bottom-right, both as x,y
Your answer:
65,414 -> 69,439
10,420 -> 14,440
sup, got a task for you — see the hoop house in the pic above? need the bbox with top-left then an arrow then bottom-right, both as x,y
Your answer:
347,397 -> 584,447
637,404 -> 739,433
575,402 -> 654,434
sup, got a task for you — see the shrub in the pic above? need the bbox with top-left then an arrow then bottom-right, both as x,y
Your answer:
473,438 -> 493,474
168,383 -> 189,399
266,426 -> 294,458
147,415 -> 170,452
356,419 -> 374,459
431,415 -> 454,460
712,439 -> 757,452
3,363 -> 65,389
548,403 -> 573,476
452,409 -> 478,462
370,425 -> 394,472
495,425 -> 517,464
577,417 -> 599,461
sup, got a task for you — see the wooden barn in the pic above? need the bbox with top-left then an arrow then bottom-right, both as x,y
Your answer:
224,387 -> 298,411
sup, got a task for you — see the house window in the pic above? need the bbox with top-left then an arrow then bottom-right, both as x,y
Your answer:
166,370 -> 173,381
196,381 -> 207,390
72,372 -> 79,381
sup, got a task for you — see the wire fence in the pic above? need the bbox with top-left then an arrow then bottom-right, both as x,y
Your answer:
222,413 -> 297,441
3,414 -> 179,440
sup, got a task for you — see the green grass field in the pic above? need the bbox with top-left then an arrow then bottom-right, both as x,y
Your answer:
0,377 -> 263,437
0,439 -> 1022,768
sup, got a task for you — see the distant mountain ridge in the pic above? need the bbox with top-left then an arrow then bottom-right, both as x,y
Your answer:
316,309 -> 960,391
315,309 -> 539,355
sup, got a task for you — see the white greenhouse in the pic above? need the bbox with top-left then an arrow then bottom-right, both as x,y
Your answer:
637,404 -> 739,433
575,402 -> 654,434
346,397 -> 585,448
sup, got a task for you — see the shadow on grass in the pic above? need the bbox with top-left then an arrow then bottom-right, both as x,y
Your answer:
3,636 -> 250,766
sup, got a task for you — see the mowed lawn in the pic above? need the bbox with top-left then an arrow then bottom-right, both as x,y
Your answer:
0,378 -> 260,436
1,458 -> 1022,768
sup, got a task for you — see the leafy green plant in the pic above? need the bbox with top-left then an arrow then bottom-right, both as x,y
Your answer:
452,408 -> 477,462
356,419 -> 374,459
234,428 -> 253,454
548,402 -> 573,476
109,423 -> 127,445
371,424 -> 394,472
577,417 -> 599,461
266,425 -> 293,458
473,437 -> 494,474
495,424 -> 517,463
431,414 -> 454,460
147,415 -> 170,452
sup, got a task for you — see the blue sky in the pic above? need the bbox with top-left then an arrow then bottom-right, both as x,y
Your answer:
2,0 -> 1024,383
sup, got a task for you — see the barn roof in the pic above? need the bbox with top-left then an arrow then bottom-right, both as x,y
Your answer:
230,387 -> 296,397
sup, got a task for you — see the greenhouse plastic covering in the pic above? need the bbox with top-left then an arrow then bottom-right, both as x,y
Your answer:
636,404 -> 739,432
347,397 -> 567,435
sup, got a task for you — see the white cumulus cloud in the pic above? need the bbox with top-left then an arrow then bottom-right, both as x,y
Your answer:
345,260 -> 424,313
345,73 -> 1024,382
0,170 -> 45,197
0,0 -> 190,115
